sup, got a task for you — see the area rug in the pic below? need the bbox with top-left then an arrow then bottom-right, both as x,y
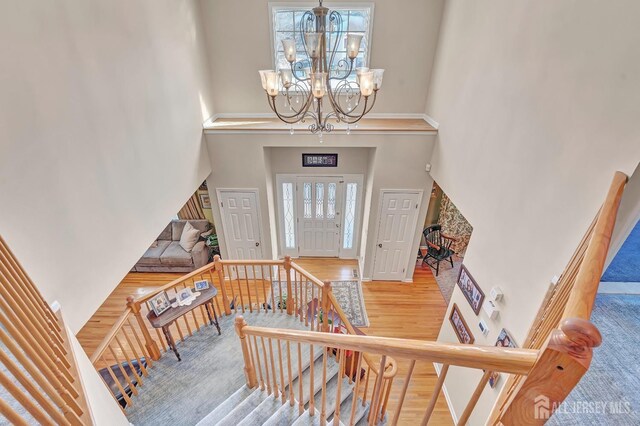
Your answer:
602,220 -> 640,282
424,255 -> 462,304
268,280 -> 370,327
547,294 -> 640,425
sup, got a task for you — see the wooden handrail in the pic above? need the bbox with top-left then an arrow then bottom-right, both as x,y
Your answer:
290,263 -> 325,288
90,308 -> 132,363
220,259 -> 285,266
134,262 -> 217,304
562,171 -> 627,320
327,292 -> 398,378
241,325 -> 539,374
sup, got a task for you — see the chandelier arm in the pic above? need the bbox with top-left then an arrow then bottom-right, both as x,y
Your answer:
290,61 -> 311,83
334,96 -> 371,125
326,80 -> 369,119
327,11 -> 345,78
282,82 -> 313,116
268,93 -> 314,124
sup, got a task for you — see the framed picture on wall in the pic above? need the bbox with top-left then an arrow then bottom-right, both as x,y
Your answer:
449,303 -> 475,344
487,328 -> 518,388
199,193 -> 211,209
457,265 -> 485,315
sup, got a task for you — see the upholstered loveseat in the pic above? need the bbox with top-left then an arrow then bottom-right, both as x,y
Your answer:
132,220 -> 211,273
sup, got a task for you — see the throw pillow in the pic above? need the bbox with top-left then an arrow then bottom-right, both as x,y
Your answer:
179,221 -> 200,253
200,229 -> 213,239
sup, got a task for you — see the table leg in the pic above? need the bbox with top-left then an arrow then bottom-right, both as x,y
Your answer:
163,325 -> 181,361
210,301 -> 221,335
204,303 -> 213,325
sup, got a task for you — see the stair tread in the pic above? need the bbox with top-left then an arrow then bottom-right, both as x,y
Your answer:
262,401 -> 304,426
215,388 -> 268,426
237,394 -> 285,426
331,394 -> 370,426
292,373 -> 354,426
196,385 -> 253,425
288,351 -> 341,406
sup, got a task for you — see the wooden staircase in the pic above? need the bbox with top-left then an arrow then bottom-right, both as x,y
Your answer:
80,171 -> 628,425
197,345 -> 376,426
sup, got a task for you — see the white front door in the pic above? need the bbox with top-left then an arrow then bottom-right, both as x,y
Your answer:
372,191 -> 421,281
297,177 -> 343,257
218,190 -> 263,260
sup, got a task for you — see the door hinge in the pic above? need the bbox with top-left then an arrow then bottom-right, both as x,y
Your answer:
403,268 -> 405,273
339,180 -> 345,183
416,204 -> 419,209
220,202 -> 224,208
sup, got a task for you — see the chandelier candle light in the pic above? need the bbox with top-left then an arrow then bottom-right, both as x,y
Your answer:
259,1 -> 384,136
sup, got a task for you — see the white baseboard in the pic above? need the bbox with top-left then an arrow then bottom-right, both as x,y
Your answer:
598,281 -> 640,294
434,363 -> 459,424
361,277 -> 372,282
402,279 -> 414,283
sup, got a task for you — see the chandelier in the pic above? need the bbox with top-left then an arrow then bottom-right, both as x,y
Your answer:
258,0 -> 384,135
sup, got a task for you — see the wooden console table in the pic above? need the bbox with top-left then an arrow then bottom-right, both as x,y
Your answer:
147,286 -> 221,361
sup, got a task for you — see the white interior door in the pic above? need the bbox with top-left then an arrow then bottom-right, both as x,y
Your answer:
218,190 -> 263,261
297,177 -> 343,257
372,191 -> 421,281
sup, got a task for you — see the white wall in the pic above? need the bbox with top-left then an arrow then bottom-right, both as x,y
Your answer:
0,0 -> 214,332
205,133 -> 435,281
198,0 -> 445,114
425,0 -> 640,423
68,325 -> 129,425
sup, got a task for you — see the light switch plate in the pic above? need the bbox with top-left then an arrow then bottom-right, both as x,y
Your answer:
479,319 -> 489,336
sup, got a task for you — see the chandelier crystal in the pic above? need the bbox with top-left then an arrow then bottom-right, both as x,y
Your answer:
259,1 -> 384,134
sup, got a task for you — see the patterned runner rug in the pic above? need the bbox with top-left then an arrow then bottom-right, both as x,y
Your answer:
268,280 -> 369,327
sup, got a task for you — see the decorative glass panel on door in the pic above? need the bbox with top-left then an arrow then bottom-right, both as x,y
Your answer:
282,182 -> 295,248
315,183 -> 324,218
303,183 -> 312,219
343,183 -> 358,249
327,183 -> 336,219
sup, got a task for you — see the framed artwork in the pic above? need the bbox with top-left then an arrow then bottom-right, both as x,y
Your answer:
199,193 -> 211,209
148,291 -> 171,317
457,265 -> 485,315
488,328 -> 518,388
449,303 -> 475,344
194,279 -> 210,291
302,153 -> 338,167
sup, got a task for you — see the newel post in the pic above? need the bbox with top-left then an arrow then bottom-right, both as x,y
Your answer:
321,280 -> 332,332
127,296 -> 161,361
235,315 -> 258,389
500,318 -> 602,425
284,256 -> 294,315
213,255 -> 232,315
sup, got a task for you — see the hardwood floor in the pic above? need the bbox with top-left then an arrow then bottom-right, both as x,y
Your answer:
77,258 -> 452,425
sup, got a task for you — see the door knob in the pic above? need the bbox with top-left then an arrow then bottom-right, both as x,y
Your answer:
255,242 -> 260,247
378,243 -> 382,248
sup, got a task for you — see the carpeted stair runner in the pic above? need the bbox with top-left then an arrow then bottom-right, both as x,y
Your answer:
197,344 -> 382,426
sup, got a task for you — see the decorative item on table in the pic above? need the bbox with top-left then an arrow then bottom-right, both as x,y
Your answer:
148,291 -> 171,316
194,279 -> 210,292
487,328 -> 518,388
176,288 -> 198,306
457,265 -> 485,315
449,303 -> 474,344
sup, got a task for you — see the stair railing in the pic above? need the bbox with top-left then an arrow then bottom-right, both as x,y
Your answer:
490,171 -> 628,424
0,235 -> 91,425
235,318 -> 538,425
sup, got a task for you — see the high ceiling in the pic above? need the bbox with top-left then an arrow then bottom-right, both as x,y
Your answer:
198,0 -> 445,115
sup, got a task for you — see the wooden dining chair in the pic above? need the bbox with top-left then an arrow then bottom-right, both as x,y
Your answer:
422,224 -> 457,276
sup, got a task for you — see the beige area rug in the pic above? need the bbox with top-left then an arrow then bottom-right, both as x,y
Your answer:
269,280 -> 370,327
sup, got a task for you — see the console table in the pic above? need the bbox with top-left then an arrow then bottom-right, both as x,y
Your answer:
147,286 -> 221,361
